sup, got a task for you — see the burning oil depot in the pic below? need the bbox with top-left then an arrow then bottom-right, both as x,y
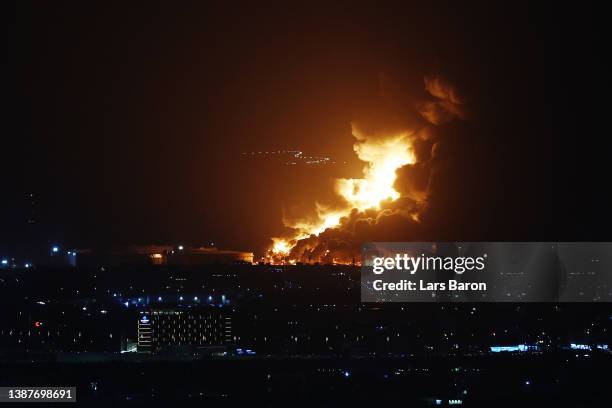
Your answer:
266,76 -> 466,266
137,309 -> 232,354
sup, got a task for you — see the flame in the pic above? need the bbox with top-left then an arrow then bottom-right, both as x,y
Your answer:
336,130 -> 416,211
293,207 -> 345,237
268,126 -> 416,262
272,238 -> 291,255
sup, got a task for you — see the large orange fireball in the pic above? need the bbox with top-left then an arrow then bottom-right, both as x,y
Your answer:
269,124 -> 417,263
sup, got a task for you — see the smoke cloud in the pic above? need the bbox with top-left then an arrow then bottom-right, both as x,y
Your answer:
268,75 -> 466,264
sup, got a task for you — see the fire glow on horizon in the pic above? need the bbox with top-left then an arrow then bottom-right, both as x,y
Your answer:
269,126 -> 417,262
266,76 -> 464,265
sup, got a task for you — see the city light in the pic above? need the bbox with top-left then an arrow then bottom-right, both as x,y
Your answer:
1,259 -> 8,265
490,344 -> 540,353
52,246 -> 59,253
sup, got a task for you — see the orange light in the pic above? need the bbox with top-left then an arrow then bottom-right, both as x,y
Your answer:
270,125 -> 417,260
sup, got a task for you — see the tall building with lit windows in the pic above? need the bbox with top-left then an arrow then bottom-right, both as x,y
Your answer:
137,308 -> 231,353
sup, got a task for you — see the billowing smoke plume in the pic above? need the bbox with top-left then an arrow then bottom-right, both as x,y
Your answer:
268,76 -> 466,264
419,76 -> 465,125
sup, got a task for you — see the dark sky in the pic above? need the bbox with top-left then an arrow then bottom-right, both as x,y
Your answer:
5,1 -> 610,256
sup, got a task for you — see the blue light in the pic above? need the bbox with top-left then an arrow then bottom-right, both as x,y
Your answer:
179,296 -> 184,301
52,246 -> 59,253
490,344 -> 538,353
24,263 -> 31,268
123,301 -> 129,308
525,380 -> 531,385
1,259 -> 8,265
194,296 -> 199,301
343,371 -> 350,378
158,296 -> 162,301
490,345 -> 521,353
208,296 -> 212,301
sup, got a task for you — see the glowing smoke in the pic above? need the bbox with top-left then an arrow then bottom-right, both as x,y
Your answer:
336,127 -> 416,212
269,76 -> 465,264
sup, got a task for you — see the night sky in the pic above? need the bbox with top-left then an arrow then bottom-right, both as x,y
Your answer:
5,1 -> 609,256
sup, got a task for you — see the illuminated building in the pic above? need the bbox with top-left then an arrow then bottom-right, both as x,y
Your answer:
66,246 -> 253,267
167,247 -> 253,265
137,309 -> 232,353
137,314 -> 152,353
